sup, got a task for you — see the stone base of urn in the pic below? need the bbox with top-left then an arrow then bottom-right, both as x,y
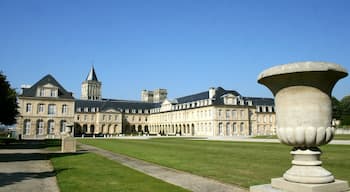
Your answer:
61,135 -> 76,153
250,178 -> 349,192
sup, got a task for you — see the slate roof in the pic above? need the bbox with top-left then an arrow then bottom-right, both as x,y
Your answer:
21,74 -> 74,99
244,97 -> 274,106
75,99 -> 158,112
175,87 -> 241,104
86,66 -> 99,81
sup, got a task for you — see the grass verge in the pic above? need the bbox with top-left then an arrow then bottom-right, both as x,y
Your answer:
80,138 -> 350,188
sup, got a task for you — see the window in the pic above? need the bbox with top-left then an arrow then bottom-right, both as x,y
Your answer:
48,104 -> 56,115
218,123 -> 223,136
39,88 -> 45,96
91,115 -> 94,121
77,115 -> 80,120
60,120 -> 66,133
226,123 -> 230,136
218,109 -> 222,117
115,115 -> 118,121
37,120 -> 44,135
102,115 -> 105,121
26,103 -> 32,113
226,110 -> 230,119
62,104 -> 68,114
24,120 -> 31,135
109,115 -> 112,121
48,120 -> 55,134
232,110 -> 237,120
240,123 -> 244,133
240,110 -> 244,119
50,89 -> 57,97
232,123 -> 237,133
37,104 -> 44,113
84,115 -> 87,121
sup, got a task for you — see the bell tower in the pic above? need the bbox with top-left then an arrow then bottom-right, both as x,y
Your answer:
81,66 -> 102,100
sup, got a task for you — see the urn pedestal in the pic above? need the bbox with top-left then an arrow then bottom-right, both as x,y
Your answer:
250,62 -> 349,192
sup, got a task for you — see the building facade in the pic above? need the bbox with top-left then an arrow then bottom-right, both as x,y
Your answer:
17,67 -> 276,139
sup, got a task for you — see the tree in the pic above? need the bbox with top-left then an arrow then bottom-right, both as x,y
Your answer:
340,96 -> 350,125
0,72 -> 18,125
332,96 -> 342,119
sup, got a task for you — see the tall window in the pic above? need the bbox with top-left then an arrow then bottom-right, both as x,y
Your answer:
37,120 -> 44,135
232,123 -> 237,134
218,123 -> 223,136
226,110 -> 230,119
240,123 -> 244,133
26,103 -> 32,113
218,109 -> 222,118
48,104 -> 56,115
38,103 -> 45,113
24,119 -> 31,135
226,123 -> 230,136
232,110 -> 237,120
62,104 -> 68,114
48,120 -> 55,134
60,120 -> 66,133
240,110 -> 244,119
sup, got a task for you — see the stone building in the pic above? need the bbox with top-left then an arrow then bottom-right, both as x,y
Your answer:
17,75 -> 75,139
16,67 -> 275,138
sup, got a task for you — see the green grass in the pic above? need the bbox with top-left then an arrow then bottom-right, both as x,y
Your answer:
80,138 -> 350,188
252,135 -> 278,139
252,134 -> 350,140
333,134 -> 350,140
49,152 -> 189,192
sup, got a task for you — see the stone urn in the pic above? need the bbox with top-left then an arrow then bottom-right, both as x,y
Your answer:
258,61 -> 348,184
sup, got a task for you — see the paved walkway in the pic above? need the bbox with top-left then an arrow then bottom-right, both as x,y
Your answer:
79,143 -> 247,192
0,147 -> 60,192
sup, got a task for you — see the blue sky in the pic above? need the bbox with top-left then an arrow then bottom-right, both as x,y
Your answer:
1,0 -> 349,100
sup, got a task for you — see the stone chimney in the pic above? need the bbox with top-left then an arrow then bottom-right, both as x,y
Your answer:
209,87 -> 216,99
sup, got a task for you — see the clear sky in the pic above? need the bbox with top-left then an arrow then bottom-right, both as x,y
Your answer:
1,0 -> 349,100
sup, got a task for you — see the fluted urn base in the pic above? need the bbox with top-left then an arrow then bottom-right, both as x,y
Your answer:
283,147 -> 334,184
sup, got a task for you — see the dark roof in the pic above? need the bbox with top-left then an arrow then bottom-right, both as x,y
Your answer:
244,97 -> 274,106
86,66 -> 98,81
21,74 -> 74,99
75,99 -> 157,112
175,87 -> 241,104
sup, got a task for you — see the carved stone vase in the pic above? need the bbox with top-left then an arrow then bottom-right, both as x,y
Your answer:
258,61 -> 348,184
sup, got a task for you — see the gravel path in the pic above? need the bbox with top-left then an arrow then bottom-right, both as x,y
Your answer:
0,147 -> 60,192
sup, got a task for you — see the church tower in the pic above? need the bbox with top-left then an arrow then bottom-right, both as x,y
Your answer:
81,66 -> 102,100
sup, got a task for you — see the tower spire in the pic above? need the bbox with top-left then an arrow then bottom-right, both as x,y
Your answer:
86,66 -> 98,81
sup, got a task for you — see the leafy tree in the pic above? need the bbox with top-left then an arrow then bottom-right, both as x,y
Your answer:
332,96 -> 342,119
340,96 -> 350,125
0,72 -> 18,125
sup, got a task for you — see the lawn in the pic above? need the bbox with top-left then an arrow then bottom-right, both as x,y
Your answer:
252,134 -> 350,140
80,138 -> 350,188
49,152 -> 189,192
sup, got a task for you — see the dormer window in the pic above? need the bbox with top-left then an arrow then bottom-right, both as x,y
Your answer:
51,89 -> 57,97
39,88 -> 45,96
